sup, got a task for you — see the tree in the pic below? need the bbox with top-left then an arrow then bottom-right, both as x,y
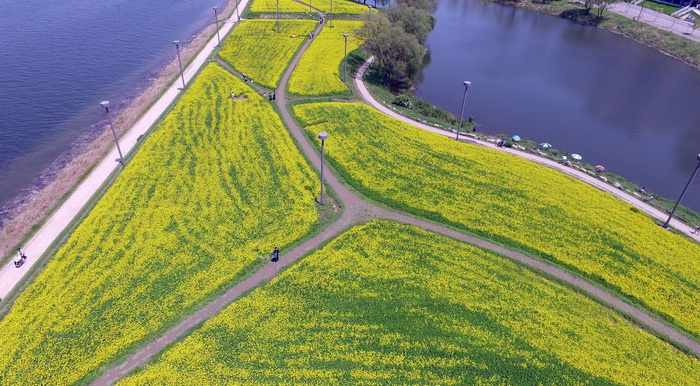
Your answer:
396,0 -> 437,13
593,0 -> 617,19
363,23 -> 426,84
385,4 -> 436,44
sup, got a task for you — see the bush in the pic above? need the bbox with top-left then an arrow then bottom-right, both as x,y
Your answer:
392,94 -> 413,109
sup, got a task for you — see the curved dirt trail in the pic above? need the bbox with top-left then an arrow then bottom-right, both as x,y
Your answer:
93,18 -> 700,386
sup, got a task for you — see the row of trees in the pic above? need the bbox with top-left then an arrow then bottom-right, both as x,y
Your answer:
357,0 -> 438,85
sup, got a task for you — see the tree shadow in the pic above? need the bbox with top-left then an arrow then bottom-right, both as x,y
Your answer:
560,9 -> 604,26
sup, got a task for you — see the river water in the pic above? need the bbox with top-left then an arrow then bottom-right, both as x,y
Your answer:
415,0 -> 700,212
0,0 -> 226,212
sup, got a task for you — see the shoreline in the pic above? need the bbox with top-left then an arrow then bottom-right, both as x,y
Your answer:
0,0 -> 239,264
0,17 -> 214,230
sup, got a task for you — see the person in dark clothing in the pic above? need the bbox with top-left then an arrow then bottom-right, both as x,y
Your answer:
272,92 -> 276,100
272,247 -> 280,262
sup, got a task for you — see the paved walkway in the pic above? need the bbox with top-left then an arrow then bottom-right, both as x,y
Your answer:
608,2 -> 700,44
0,3 -> 250,301
354,57 -> 700,242
95,21 -> 700,386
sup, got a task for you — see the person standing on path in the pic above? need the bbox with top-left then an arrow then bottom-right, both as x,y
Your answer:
271,247 -> 280,262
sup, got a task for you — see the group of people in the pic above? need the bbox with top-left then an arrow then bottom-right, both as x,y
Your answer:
319,17 -> 325,24
496,137 -> 506,147
268,92 -> 276,101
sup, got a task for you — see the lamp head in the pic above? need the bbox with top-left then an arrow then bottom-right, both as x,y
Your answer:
213,6 -> 217,11
696,154 -> 700,161
173,40 -> 180,46
464,81 -> 471,87
100,100 -> 110,108
343,33 -> 349,38
318,132 -> 328,140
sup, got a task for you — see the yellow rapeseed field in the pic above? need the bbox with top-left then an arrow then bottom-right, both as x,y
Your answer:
288,21 -> 364,96
118,221 -> 700,384
250,0 -> 311,14
218,20 -> 316,89
0,64 -> 319,384
292,101 -> 700,338
251,0 -> 371,14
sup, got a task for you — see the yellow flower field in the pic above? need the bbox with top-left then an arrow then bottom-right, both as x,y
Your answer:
288,21 -> 364,96
218,20 -> 316,89
250,0 -> 311,14
292,102 -> 700,338
251,0 -> 371,14
0,64 -> 319,384
119,221 -> 700,384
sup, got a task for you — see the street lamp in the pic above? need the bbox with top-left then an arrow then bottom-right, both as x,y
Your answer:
173,40 -> 186,90
213,7 -> 221,47
100,101 -> 125,166
455,81 -> 471,141
662,154 -> 700,229
330,0 -> 334,28
309,0 -> 313,13
277,0 -> 280,34
318,132 -> 328,204
343,33 -> 349,84
235,0 -> 240,21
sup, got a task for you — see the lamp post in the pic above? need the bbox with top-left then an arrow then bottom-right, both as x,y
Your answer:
367,6 -> 372,22
343,33 -> 349,84
235,0 -> 240,21
310,0 -> 313,12
455,81 -> 471,141
100,101 -> 125,166
330,0 -> 334,28
318,132 -> 328,204
173,40 -> 186,90
662,154 -> 700,229
213,7 -> 221,47
277,0 -> 281,33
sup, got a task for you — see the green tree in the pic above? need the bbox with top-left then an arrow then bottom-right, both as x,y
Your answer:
386,4 -> 436,44
363,22 -> 426,84
396,0 -> 437,13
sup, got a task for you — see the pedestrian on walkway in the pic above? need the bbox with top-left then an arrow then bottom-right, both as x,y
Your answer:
271,247 -> 280,262
272,92 -> 276,100
692,226 -> 700,235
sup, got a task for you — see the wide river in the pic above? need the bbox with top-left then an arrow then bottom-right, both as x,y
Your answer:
415,0 -> 700,212
0,0 -> 226,210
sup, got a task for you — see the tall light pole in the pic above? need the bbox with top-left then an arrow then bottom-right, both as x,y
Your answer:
662,154 -> 700,229
343,33 -> 349,84
455,81 -> 471,141
213,7 -> 221,47
277,0 -> 281,34
235,0 -> 240,21
330,0 -> 334,28
318,132 -> 328,204
367,5 -> 372,23
173,40 -> 186,90
309,0 -> 313,12
100,101 -> 125,166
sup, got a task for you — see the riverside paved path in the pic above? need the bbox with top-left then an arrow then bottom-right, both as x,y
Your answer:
96,21 -> 700,386
354,56 -> 700,242
607,2 -> 700,44
0,3 -> 250,300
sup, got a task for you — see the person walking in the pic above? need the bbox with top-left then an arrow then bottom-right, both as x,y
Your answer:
272,247 -> 280,262
692,226 -> 700,235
